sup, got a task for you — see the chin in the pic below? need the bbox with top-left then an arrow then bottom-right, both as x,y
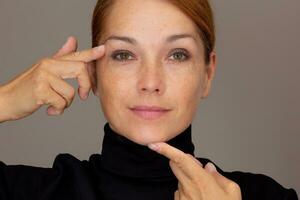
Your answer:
125,124 -> 175,146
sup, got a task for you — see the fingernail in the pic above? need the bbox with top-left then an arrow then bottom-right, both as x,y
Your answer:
51,109 -> 61,115
148,143 -> 160,151
62,37 -> 71,48
195,159 -> 203,167
206,162 -> 217,173
55,110 -> 61,115
82,93 -> 88,100
94,45 -> 104,52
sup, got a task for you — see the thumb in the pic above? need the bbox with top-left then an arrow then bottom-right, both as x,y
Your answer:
52,36 -> 78,58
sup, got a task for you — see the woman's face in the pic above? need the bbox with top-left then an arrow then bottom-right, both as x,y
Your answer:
94,0 -> 216,145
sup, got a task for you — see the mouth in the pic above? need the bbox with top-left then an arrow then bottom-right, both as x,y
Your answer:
129,105 -> 171,120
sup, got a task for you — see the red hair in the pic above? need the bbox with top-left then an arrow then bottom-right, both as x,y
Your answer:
91,0 -> 215,64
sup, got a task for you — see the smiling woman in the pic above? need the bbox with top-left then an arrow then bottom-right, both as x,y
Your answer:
0,0 -> 298,200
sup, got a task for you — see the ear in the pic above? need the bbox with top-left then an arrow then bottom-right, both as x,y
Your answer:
202,51 -> 217,99
87,61 -> 99,97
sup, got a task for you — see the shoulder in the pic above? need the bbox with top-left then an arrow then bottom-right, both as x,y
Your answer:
196,157 -> 298,200
52,153 -> 88,169
0,153 -> 98,199
0,153 -> 102,178
0,153 -> 92,181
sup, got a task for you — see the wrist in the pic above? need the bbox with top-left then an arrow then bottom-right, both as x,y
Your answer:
0,85 -> 13,122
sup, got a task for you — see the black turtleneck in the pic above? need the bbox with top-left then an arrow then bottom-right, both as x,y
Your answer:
97,122 -> 196,199
0,122 -> 298,200
101,122 -> 194,179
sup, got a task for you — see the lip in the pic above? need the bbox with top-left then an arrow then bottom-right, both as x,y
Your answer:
130,106 -> 171,120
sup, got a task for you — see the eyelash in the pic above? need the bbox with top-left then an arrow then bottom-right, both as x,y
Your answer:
110,48 -> 190,62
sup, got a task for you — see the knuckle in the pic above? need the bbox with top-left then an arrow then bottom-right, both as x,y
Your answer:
174,155 -> 185,166
73,51 -> 81,57
68,87 -> 76,98
34,58 -> 53,78
39,58 -> 54,68
34,82 -> 48,97
33,70 -> 46,84
54,97 -> 67,110
227,181 -> 240,192
34,87 -> 48,105
59,99 -> 68,109
32,72 -> 49,95
76,62 -> 87,75
65,89 -> 76,108
169,160 -> 175,167
81,62 -> 88,71
194,179 -> 205,189
186,153 -> 201,165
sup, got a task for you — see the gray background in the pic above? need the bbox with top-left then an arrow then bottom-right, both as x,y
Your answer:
0,0 -> 299,195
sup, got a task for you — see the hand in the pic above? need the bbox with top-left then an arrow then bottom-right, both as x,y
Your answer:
0,36 -> 105,121
148,142 -> 242,200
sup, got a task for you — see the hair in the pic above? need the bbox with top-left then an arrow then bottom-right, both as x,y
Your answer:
91,0 -> 215,65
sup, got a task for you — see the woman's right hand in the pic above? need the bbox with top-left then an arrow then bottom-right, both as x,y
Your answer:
0,36 -> 105,122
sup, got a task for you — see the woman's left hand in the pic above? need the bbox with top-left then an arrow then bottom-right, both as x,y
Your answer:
148,142 -> 242,200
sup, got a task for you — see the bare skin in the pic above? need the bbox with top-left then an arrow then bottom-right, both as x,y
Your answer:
93,1 -> 242,199
0,37 -> 105,122
148,142 -> 242,200
0,1 -> 242,199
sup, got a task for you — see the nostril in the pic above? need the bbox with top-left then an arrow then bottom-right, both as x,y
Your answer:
140,87 -> 160,93
138,71 -> 164,94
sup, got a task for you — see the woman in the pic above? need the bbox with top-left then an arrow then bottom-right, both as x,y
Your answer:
0,0 -> 298,199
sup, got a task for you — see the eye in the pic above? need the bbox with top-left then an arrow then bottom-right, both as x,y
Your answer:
169,48 -> 190,62
111,50 -> 135,62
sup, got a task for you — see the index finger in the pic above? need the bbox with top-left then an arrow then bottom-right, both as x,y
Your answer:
149,142 -> 187,163
60,45 -> 105,62
148,142 -> 206,180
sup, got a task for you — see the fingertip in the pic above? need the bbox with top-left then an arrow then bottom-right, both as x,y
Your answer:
92,87 -> 100,97
47,107 -> 62,115
93,45 -> 105,55
80,90 -> 89,101
59,36 -> 77,53
148,143 -> 160,152
79,93 -> 87,101
69,35 -> 77,43
62,36 -> 73,48
68,35 -> 76,41
205,162 -> 217,173
69,36 -> 78,50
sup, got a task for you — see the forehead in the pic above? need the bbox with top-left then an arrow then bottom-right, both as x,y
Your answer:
100,0 -> 201,45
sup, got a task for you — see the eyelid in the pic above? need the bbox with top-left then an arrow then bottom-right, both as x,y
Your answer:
110,49 -> 136,61
110,48 -> 191,62
111,49 -> 134,56
168,48 -> 191,60
169,48 -> 189,55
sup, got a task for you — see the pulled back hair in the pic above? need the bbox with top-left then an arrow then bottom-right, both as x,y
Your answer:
91,0 -> 215,65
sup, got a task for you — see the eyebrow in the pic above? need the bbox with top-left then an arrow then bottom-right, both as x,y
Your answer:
102,33 -> 196,45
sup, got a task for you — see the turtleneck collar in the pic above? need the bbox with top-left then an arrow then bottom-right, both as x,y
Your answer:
100,122 -> 195,180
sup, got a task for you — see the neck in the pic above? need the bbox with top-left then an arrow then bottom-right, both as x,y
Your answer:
100,122 -> 195,180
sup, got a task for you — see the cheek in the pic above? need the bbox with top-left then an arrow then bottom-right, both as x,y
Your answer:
171,71 -> 204,113
96,63 -> 132,106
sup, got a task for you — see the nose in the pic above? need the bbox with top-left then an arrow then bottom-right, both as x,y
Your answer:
137,62 -> 165,95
